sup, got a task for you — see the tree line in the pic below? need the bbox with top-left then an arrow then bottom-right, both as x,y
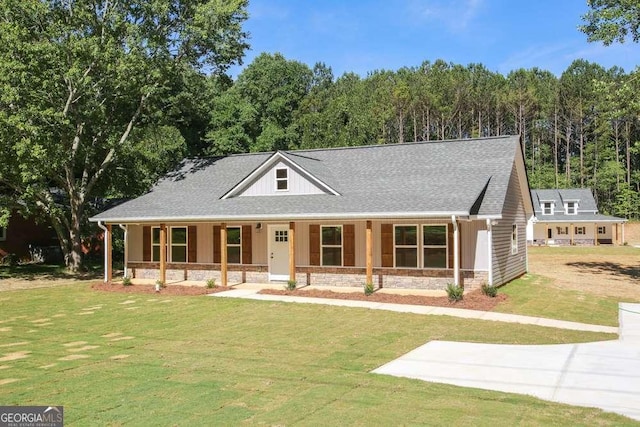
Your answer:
203,53 -> 640,219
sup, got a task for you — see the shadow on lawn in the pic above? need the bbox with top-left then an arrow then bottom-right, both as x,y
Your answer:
0,263 -> 104,281
566,261 -> 640,281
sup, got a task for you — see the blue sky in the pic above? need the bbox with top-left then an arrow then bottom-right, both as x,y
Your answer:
228,0 -> 640,79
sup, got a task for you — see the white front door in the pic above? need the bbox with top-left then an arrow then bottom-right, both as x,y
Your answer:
268,225 -> 290,281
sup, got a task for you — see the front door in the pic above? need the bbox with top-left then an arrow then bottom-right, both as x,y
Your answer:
268,225 -> 290,281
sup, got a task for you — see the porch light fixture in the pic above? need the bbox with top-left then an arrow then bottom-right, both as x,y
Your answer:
256,222 -> 262,231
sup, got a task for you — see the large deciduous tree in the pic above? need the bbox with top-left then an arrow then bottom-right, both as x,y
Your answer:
0,0 -> 248,270
580,0 -> 640,45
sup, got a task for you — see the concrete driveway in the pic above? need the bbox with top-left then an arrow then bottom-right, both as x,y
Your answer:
373,303 -> 640,421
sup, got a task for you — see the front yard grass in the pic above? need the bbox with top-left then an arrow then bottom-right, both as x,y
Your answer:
495,273 -> 624,326
0,284 -> 631,425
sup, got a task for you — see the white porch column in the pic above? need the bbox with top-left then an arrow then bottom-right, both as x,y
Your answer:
452,215 -> 459,287
486,219 -> 493,286
119,224 -> 128,278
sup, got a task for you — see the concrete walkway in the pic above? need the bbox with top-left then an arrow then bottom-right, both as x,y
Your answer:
373,303 -> 640,421
211,288 -> 639,420
211,288 -> 618,334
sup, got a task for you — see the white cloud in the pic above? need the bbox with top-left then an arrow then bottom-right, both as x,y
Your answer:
408,0 -> 483,32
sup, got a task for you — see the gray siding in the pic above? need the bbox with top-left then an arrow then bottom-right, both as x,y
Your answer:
492,161 -> 528,286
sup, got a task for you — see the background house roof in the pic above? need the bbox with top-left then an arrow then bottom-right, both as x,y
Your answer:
530,188 -> 626,222
91,135 -> 526,223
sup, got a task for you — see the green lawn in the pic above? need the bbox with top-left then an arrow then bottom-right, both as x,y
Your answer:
494,273 -> 625,326
0,284 -> 634,425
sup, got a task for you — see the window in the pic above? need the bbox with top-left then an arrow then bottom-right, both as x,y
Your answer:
598,226 -> 606,235
275,168 -> 288,191
152,227 -> 161,262
566,201 -> 577,215
423,225 -> 447,268
171,227 -> 187,262
321,226 -> 342,266
275,230 -> 288,242
395,225 -> 418,268
511,224 -> 518,255
0,226 -> 5,241
557,226 -> 568,235
152,227 -> 189,262
542,202 -> 553,215
227,227 -> 242,264
575,226 -> 585,235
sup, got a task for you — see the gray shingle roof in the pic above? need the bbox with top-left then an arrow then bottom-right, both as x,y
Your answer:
530,189 -> 625,222
91,136 -> 524,223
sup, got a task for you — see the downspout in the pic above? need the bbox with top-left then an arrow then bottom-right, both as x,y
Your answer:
486,219 -> 493,286
451,215 -> 459,287
97,221 -> 109,283
119,224 -> 128,278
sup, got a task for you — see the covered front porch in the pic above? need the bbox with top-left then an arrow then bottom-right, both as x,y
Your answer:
98,216 -> 494,291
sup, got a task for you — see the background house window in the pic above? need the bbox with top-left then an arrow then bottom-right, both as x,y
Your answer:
511,224 -> 518,255
557,226 -> 568,235
566,202 -> 577,215
395,225 -> 417,268
542,202 -> 553,215
423,225 -> 447,268
0,226 -> 5,241
171,227 -> 187,262
276,168 -> 288,191
575,226 -> 585,235
227,227 -> 242,264
598,226 -> 606,234
321,226 -> 342,266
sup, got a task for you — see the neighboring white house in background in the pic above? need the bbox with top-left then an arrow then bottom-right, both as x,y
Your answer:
527,189 -> 626,246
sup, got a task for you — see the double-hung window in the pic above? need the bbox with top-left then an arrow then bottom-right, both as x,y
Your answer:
395,225 -> 418,268
542,202 -> 553,215
575,226 -> 585,235
423,225 -> 447,268
321,226 -> 342,266
275,168 -> 288,191
227,227 -> 242,264
598,226 -> 606,235
566,201 -> 577,215
152,227 -> 161,262
151,226 -> 188,262
171,227 -> 187,262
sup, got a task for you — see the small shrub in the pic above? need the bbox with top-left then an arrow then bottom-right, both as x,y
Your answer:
122,276 -> 132,286
285,280 -> 297,291
206,278 -> 217,289
446,283 -> 464,302
364,282 -> 374,296
155,280 -> 166,289
1,253 -> 18,266
481,283 -> 498,297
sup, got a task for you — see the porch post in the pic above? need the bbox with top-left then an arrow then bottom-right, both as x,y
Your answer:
289,222 -> 296,282
486,219 -> 493,286
119,224 -> 128,278
366,220 -> 373,285
570,223 -> 574,245
452,215 -> 459,287
159,224 -> 167,284
221,223 -> 228,286
106,224 -> 113,283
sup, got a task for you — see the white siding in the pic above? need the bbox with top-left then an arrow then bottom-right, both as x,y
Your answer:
492,161 -> 528,286
460,221 -> 488,271
239,161 -> 326,196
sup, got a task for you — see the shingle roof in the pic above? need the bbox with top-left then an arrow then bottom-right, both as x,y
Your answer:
530,189 -> 626,222
91,135 -> 525,223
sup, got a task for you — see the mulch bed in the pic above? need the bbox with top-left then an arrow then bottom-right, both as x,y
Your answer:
91,282 -> 231,296
259,288 -> 507,311
91,282 -> 507,311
